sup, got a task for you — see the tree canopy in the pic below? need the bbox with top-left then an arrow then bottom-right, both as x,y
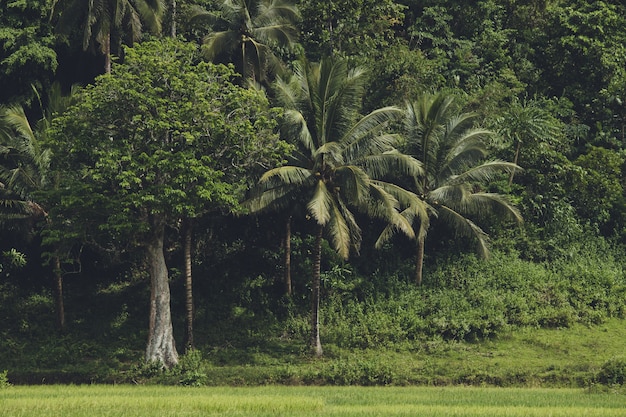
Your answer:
47,38 -> 285,366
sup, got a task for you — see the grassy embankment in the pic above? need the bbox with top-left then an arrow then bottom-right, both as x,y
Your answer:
3,247 -> 626,386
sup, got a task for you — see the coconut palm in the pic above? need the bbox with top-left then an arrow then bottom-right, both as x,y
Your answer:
0,106 -> 50,223
0,83 -> 77,330
189,0 -> 299,84
493,97 -> 562,186
381,92 -> 522,286
245,57 -> 427,356
52,0 -> 165,74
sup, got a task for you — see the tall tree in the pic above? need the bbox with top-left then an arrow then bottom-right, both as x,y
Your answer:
47,38 -> 283,367
51,0 -> 165,74
189,0 -> 300,84
381,92 -> 522,285
246,57 -> 426,356
493,98 -> 562,186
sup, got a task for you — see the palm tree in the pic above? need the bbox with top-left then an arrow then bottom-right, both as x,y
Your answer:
382,92 -> 522,285
492,97 -> 562,186
0,83 -> 77,330
0,109 -> 49,223
189,0 -> 299,84
52,0 -> 165,74
245,57 -> 426,356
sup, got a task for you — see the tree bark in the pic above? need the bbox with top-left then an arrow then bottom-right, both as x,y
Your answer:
53,255 -> 65,332
103,32 -> 112,74
508,140 -> 521,186
283,215 -> 292,296
310,224 -> 323,357
145,216 -> 179,368
415,235 -> 425,286
170,0 -> 177,38
182,218 -> 194,353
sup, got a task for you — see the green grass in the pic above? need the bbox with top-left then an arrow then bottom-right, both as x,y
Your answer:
2,385 -> 626,416
6,318 -> 626,387
146,318 -> 626,387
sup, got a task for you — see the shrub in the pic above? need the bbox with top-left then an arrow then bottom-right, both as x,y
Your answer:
174,349 -> 209,386
0,370 -> 10,388
597,357 -> 626,385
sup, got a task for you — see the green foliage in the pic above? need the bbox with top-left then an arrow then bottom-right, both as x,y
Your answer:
0,0 -> 57,105
0,249 -> 26,275
189,0 -> 300,83
597,357 -> 626,386
298,0 -> 405,59
0,370 -> 10,388
312,245 -> 626,348
51,0 -> 166,73
48,38 -> 284,240
173,349 -> 209,386
318,355 -> 396,385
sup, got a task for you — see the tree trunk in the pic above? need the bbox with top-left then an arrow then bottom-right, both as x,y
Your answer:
103,32 -> 112,74
310,224 -> 323,357
283,215 -> 292,296
415,235 -> 425,286
182,218 -> 194,353
53,255 -> 65,332
170,0 -> 177,38
508,140 -> 522,186
145,216 -> 179,368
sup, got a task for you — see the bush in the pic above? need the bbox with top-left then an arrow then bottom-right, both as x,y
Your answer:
597,357 -> 626,385
174,349 -> 209,386
0,370 -> 10,388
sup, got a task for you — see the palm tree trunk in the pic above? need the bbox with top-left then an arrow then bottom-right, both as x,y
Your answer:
145,215 -> 179,368
53,255 -> 65,331
241,42 -> 247,81
283,215 -> 292,296
170,0 -> 177,38
508,140 -> 521,186
310,224 -> 323,357
415,235 -> 425,286
182,218 -> 194,353
104,32 -> 112,74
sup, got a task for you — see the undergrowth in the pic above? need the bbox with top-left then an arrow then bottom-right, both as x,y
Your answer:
2,239 -> 626,387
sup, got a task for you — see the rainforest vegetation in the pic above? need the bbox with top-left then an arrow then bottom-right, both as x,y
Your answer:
2,0 -> 626,386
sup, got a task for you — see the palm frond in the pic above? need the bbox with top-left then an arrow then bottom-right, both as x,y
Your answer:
202,30 -> 241,61
259,165 -> 311,186
334,164 -> 370,205
449,160 -> 519,185
458,192 -> 523,224
307,179 -> 333,225
374,197 -> 430,248
428,184 -> 469,208
316,59 -> 367,144
255,0 -> 300,25
243,181 -> 300,213
187,5 -> 222,26
1,105 -> 35,143
342,106 -> 403,160
135,0 -> 165,33
315,141 -> 344,167
253,23 -> 298,48
437,204 -> 490,258
281,109 -> 316,155
358,151 -> 424,180
441,128 -> 493,176
328,198 -> 355,259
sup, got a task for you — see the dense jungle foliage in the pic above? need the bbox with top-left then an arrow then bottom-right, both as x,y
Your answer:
2,0 -> 626,385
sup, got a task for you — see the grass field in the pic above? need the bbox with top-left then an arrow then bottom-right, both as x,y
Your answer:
2,385 -> 626,416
